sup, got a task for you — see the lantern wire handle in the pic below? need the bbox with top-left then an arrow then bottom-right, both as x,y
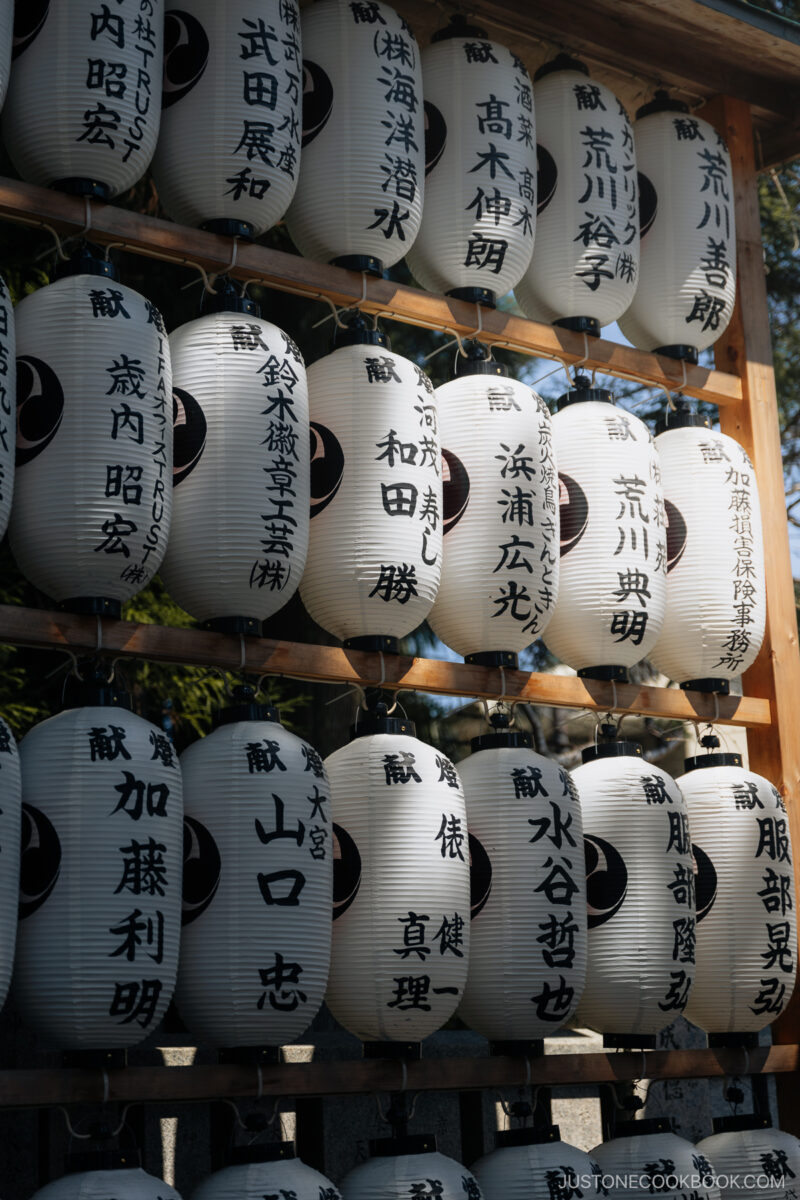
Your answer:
239,633 -> 247,673
311,293 -> 351,330
423,327 -> 467,362
57,1108 -> 94,1140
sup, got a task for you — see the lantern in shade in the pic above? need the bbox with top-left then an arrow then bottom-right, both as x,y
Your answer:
427,347 -> 558,669
9,247 -> 172,617
325,702 -> 470,1043
32,1168 -> 182,1200
300,316 -> 441,653
677,746 -> 797,1035
542,375 -> 666,682
699,1117 -> 800,1200
152,0 -> 301,239
592,1119 -> 721,1200
0,272 -> 15,542
472,1126 -> 598,1200
650,403 -> 765,694
192,1145 -> 340,1200
0,1 -> 12,115
458,714 -> 586,1042
571,731 -> 696,1038
14,669 -> 183,1049
3,1 -> 163,198
0,716 -> 21,1016
160,287 -> 309,635
515,55 -> 638,335
176,687 -> 332,1048
404,16 -> 536,307
285,0 -> 424,275
341,1136 -> 483,1200
618,94 -> 736,363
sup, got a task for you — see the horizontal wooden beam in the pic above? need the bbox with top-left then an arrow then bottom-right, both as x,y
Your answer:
0,605 -> 772,728
0,177 -> 742,407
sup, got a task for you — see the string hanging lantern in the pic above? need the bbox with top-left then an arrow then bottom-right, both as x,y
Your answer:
191,1144 -> 341,1200
592,1119 -> 722,1200
404,15 -> 536,308
0,272 -> 15,542
340,1136 -> 483,1199
153,0 -> 302,239
698,1117 -> 800,1200
427,345 -> 558,670
472,1126 -> 598,1200
0,715 -> 21,1018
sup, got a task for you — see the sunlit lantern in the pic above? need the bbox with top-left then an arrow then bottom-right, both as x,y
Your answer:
340,1136 -> 483,1199
32,1166 -> 182,1200
405,15 -> 536,307
191,1144 -> 341,1200
698,1116 -> 800,1200
0,272 -> 15,542
472,1126 -> 598,1200
0,715 -> 21,1018
285,0 -> 424,275
592,1119 -> 722,1200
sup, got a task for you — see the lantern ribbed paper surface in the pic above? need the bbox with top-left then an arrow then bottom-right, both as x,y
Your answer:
515,58 -> 638,334
9,266 -> 172,616
152,0 -> 301,238
698,1125 -> 800,1200
3,1 -> 163,198
458,734 -> 586,1039
160,308 -> 308,632
325,723 -> 470,1041
404,23 -> 536,306
472,1128 -> 597,1200
341,1145 -> 483,1200
678,757 -> 797,1033
14,700 -> 183,1049
572,745 -> 696,1034
285,0 -> 424,273
650,420 -> 765,689
542,380 -> 666,677
0,716 -> 21,1016
176,696 -> 332,1047
32,1169 -> 182,1200
300,332 -> 441,649
592,1125 -> 721,1200
427,366 -> 558,664
619,98 -> 736,361
0,272 -> 15,542
0,0 -> 12,113
192,1154 -> 341,1200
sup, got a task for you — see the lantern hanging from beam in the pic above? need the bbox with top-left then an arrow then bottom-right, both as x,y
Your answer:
592,1120 -> 722,1200
404,16 -> 536,308
698,1117 -> 800,1200
9,246 -> 172,618
472,1126 -> 598,1200
152,0 -> 301,239
340,1136 -> 483,1199
542,374 -> 666,682
285,0 -> 424,275
2,1 -> 163,199
325,701 -> 470,1044
0,272 -> 15,542
191,1144 -> 341,1200
160,285 -> 309,635
618,94 -> 736,364
427,345 -> 558,670
32,1167 -> 182,1200
0,715 -> 21,1018
514,54 -> 639,335
176,687 -> 332,1049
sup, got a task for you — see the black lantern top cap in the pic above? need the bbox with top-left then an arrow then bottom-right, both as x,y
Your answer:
55,241 -> 117,282
333,309 -> 390,350
656,395 -> 711,433
581,722 -> 643,763
228,1142 -> 297,1165
495,1125 -> 562,1148
201,276 -> 261,318
471,709 -> 533,752
453,339 -> 509,378
369,1134 -> 437,1156
216,684 -> 281,728
637,89 -> 690,119
62,660 -> 131,711
557,372 -> 613,409
432,13 -> 489,40
535,52 -> 590,81
613,1117 -> 675,1138
350,697 -> 416,740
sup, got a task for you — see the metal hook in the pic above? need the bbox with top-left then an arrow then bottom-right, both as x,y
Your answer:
80,196 -> 93,239
239,634 -> 247,674
311,293 -> 351,329
256,1064 -> 264,1102
96,614 -> 104,655
101,1070 -> 110,1105
58,1108 -> 94,1140
471,302 -> 484,341
224,237 -> 239,275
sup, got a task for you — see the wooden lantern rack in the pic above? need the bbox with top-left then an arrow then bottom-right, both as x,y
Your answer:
0,0 -> 799,1153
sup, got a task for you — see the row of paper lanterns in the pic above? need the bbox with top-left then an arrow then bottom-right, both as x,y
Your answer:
1,252 -> 765,692
28,1118 -> 800,1200
0,0 -> 736,360
0,669 -> 793,1054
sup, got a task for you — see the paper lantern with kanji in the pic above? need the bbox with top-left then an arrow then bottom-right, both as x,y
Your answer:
285,0 -> 424,274
9,248 -> 172,617
698,1117 -> 800,1200
515,55 -> 638,334
32,1167 -> 183,1200
404,16 -> 536,307
650,404 -> 765,694
0,272 -> 15,542
160,288 -> 309,635
0,0 -> 12,115
619,94 -> 736,363
678,750 -> 797,1034
592,1120 -> 722,1200
427,348 -> 558,669
472,1126 -> 598,1200
341,1136 -> 483,1200
191,1145 -> 341,1200
0,715 -> 21,1017
3,1 -> 163,198
542,375 -> 666,681
571,733 -> 696,1037
13,670 -> 183,1049
300,317 -> 441,652
325,704 -> 470,1043
152,0 -> 301,239
458,715 -> 586,1041
176,687 -> 332,1048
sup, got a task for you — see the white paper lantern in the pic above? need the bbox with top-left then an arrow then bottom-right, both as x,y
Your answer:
325,706 -> 470,1042
542,375 -> 666,680
404,17 -> 536,307
285,0 -> 424,274
160,290 -> 309,634
0,272 -> 15,542
427,352 -> 558,668
152,0 -> 301,238
176,687 -> 332,1048
592,1120 -> 722,1200
515,55 -> 639,334
191,1145 -> 341,1200
14,673 -> 183,1049
572,736 -> 696,1037
3,1 -> 163,198
0,0 -> 13,115
32,1167 -> 182,1200
677,751 -> 797,1034
472,1125 -> 598,1200
300,319 -> 441,651
0,715 -> 21,1016
458,717 -> 586,1041
699,1119 -> 800,1200
618,94 -> 736,363
341,1136 -> 483,1200
9,250 -> 172,617
650,407 -> 765,693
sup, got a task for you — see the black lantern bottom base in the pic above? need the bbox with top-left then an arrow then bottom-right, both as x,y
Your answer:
60,595 -> 122,620
707,1032 -> 760,1049
554,315 -> 600,337
681,677 -> 731,695
217,1045 -> 282,1065
465,650 -> 519,669
203,615 -> 263,637
362,1040 -> 422,1060
201,218 -> 255,240
62,1048 -> 127,1070
578,664 -> 629,683
490,1039 -> 544,1058
602,1033 -> 657,1049
446,286 -> 496,308
654,343 -> 699,366
343,634 -> 399,654
330,254 -> 384,277
50,177 -> 111,200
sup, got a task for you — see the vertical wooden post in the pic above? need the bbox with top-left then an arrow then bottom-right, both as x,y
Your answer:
702,94 -> 800,1132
